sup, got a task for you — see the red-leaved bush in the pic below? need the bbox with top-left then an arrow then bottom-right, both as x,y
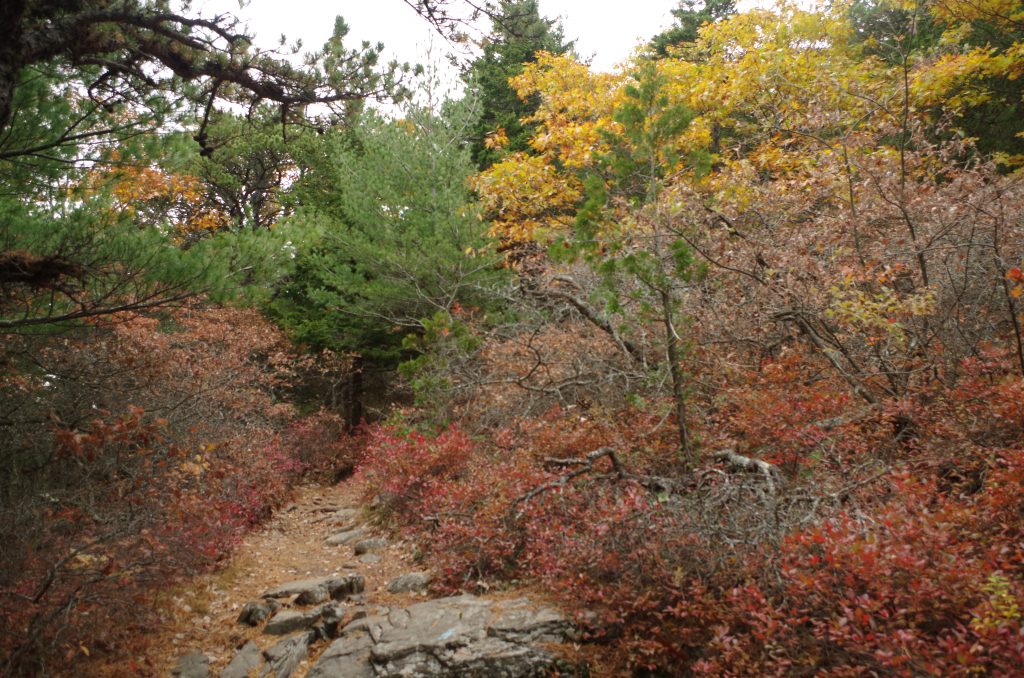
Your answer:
353,371 -> 1024,675
281,409 -> 366,479
0,301 -> 310,676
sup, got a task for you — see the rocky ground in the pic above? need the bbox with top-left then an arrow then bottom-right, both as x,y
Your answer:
149,484 -> 584,678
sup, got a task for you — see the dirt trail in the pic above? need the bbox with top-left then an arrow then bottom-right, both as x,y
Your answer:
78,481 -> 591,677
147,483 -> 429,677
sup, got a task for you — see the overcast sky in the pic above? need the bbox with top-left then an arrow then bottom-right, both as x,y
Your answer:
200,1 -> 680,77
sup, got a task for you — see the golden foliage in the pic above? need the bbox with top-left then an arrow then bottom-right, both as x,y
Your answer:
85,165 -> 229,241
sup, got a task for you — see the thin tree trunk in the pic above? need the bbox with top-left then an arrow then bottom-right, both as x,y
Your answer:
660,288 -> 691,463
347,356 -> 364,429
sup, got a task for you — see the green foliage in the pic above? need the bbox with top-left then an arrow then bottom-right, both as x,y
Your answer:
848,0 -> 1024,159
0,61 -> 300,326
269,92 -> 506,366
462,0 -> 572,169
649,0 -> 736,57
0,3 -> 413,333
572,62 -> 703,455
188,107 -> 303,235
847,0 -> 944,61
1,2 -> 410,140
0,191 -> 299,332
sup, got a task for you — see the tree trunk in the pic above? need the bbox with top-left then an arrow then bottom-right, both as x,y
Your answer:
660,288 -> 691,463
0,0 -> 27,136
346,356 -> 364,430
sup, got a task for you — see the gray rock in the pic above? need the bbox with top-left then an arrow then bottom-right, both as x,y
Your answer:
170,652 -> 210,678
325,527 -> 364,546
238,598 -> 281,626
358,553 -> 382,565
382,636 -> 549,677
305,594 -> 575,677
261,631 -> 313,678
353,538 -> 388,555
386,571 -> 432,594
264,608 -> 323,635
263,576 -> 333,599
294,575 -> 360,605
293,585 -> 332,605
221,641 -> 262,678
315,602 -> 348,639
263,575 -> 365,605
327,574 -> 366,599
488,598 -> 578,644
306,632 -> 375,678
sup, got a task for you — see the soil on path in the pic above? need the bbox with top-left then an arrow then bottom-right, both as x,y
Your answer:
130,483 -> 429,677
81,481 -> 594,677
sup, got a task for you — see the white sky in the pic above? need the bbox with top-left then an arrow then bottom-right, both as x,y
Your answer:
200,1 -> 680,77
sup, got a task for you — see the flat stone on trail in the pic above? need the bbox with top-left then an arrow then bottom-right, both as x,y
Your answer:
263,576 -> 334,599
221,640 -> 262,678
306,631 -> 375,678
386,571 -> 432,593
328,507 -> 359,521
316,602 -> 349,639
170,651 -> 210,678
262,574 -> 365,605
328,574 -> 366,599
353,537 -> 388,555
238,598 -> 281,626
324,527 -> 364,546
297,574 -> 365,605
358,553 -> 382,565
489,598 -> 578,644
261,631 -> 313,678
305,594 -> 575,677
264,608 -> 324,635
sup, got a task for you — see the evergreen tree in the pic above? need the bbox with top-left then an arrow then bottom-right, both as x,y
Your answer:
846,0 -> 1024,160
269,92 -> 506,368
649,0 -> 736,57
0,5 -> 405,330
462,0 -> 572,169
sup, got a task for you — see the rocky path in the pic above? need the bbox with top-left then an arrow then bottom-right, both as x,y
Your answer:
154,484 -> 581,678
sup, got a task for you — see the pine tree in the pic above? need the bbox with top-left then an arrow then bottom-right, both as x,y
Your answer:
270,92 -> 505,367
649,0 -> 736,57
462,0 -> 572,169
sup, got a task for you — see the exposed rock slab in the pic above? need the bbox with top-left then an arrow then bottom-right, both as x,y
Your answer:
261,631 -> 313,678
325,527 -> 365,546
353,537 -> 388,555
265,608 -> 325,635
262,574 -> 365,604
306,594 -> 574,677
238,598 -> 281,626
170,652 -> 210,678
306,631 -> 376,678
221,640 -> 262,678
489,598 -> 575,644
386,571 -> 432,594
328,507 -> 360,525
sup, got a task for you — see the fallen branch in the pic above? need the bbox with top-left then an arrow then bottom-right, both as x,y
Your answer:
510,445 -> 790,520
773,309 -> 881,406
509,447 -> 680,519
711,448 -> 782,494
511,447 -> 620,518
